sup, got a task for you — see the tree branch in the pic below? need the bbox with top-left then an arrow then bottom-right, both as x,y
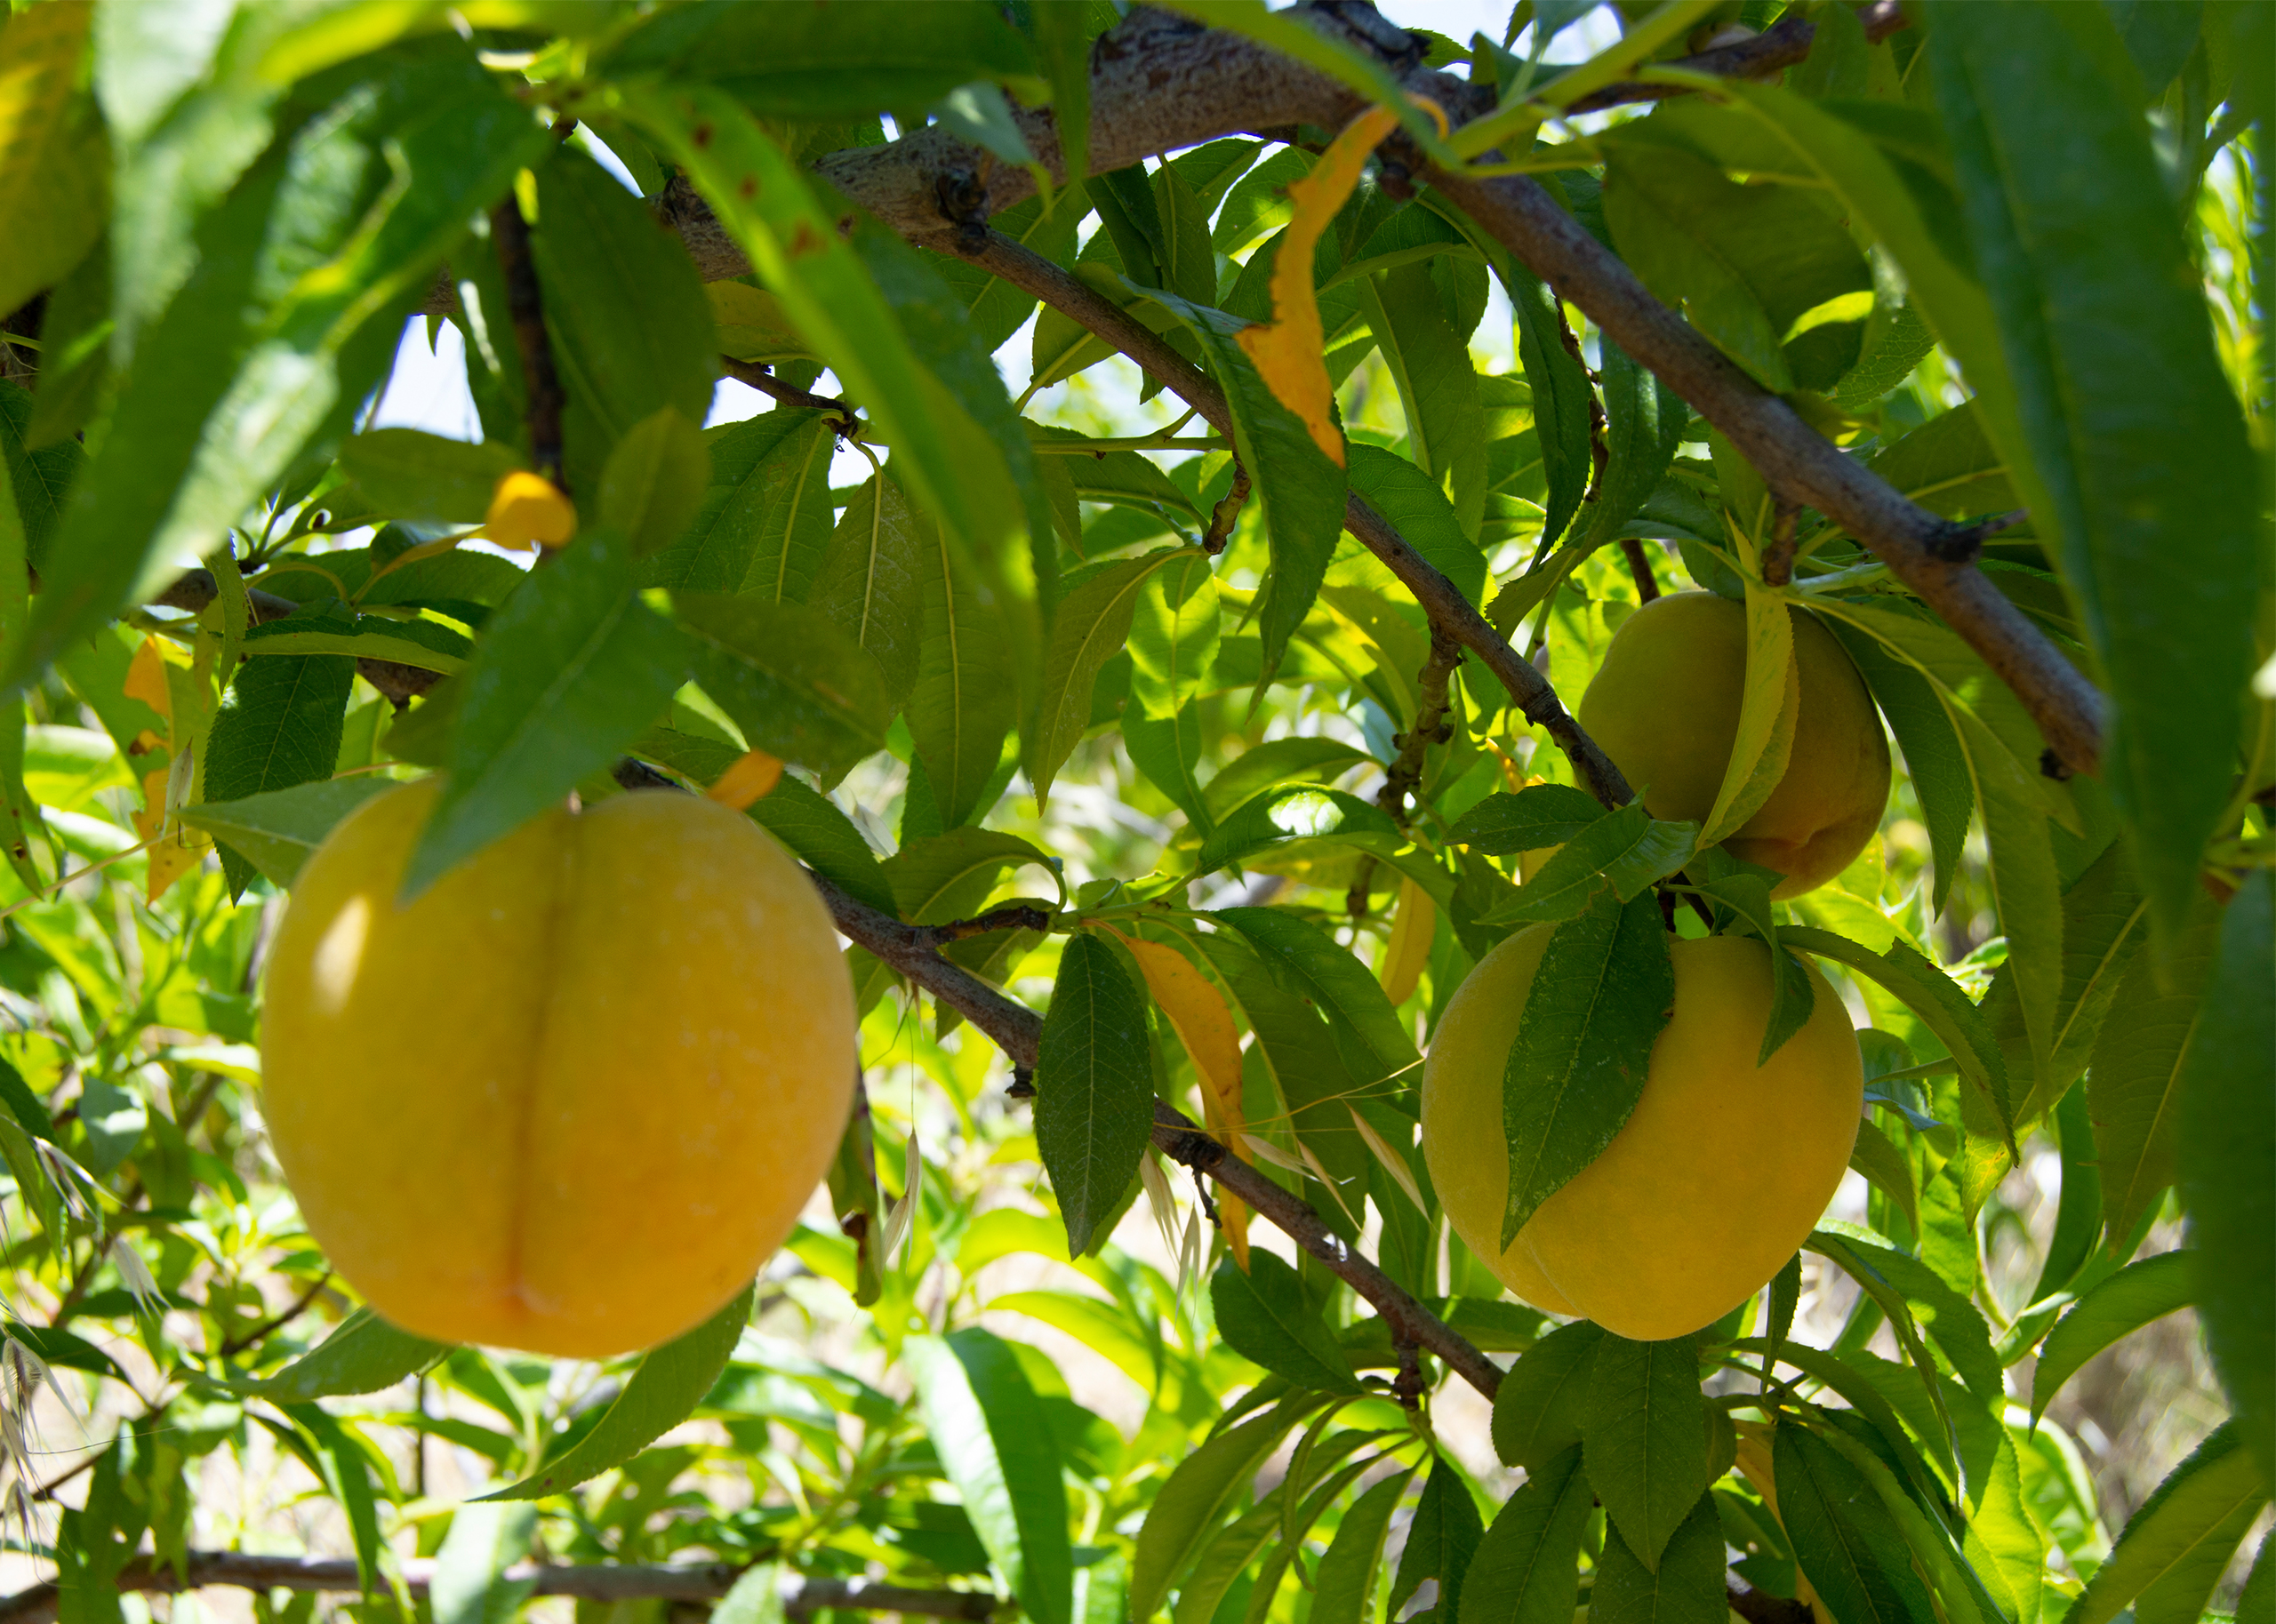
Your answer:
1562,0 -> 1911,114
489,191 -> 565,488
717,356 -> 859,431
0,1552 -> 1002,1623
150,570 -> 446,707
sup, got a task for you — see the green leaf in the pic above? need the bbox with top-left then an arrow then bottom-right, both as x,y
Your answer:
1035,932 -> 1154,1257
1987,840 -> 2147,1125
2176,871 -> 2275,1485
1691,870 -> 1814,1065
10,51 -> 545,696
2031,1251 -> 2194,1424
1603,139 -> 1870,392
1481,804 -> 1698,925
0,700 -> 46,893
0,378 -> 80,570
1693,585 -> 1799,849
1311,1467 -> 1416,1624
905,497 -> 1017,830
213,1306 -> 445,1402
1927,0 -> 2261,948
1782,928 -> 2014,1160
677,592 -> 892,779
1392,1456 -> 1486,1619
181,777 -> 393,890
601,407 -> 711,562
340,429 -> 523,525
1456,1443 -> 1593,1624
1585,1335 -> 1709,1573
1125,705 -> 1212,832
1499,891 -> 1673,1247
0,4 -> 103,323
1128,552 -> 1222,718
482,1283 -> 752,1500
1030,4 -> 1094,211
1775,1422 -> 1939,1624
1447,784 -> 1607,855
809,471 -> 926,710
1197,786 -> 1401,877
533,148 -> 717,476
1216,906 -> 1420,1084
640,412 -> 837,596
2087,890 -> 2223,1245
285,1405 -> 384,1595
1848,1115 -> 1919,1236
1491,1320 -> 1604,1473
204,654 -> 357,895
1032,548 -> 1198,805
1131,1396 -> 1318,1622
1589,1488 -> 1728,1624
1808,1226 -> 2004,1413
405,530 -> 685,899
1575,337 -> 1687,550
607,2 -> 1037,112
1455,204 -> 1592,552
431,1502 -> 539,1624
1344,443 -> 1489,607
1126,284 -> 1346,682
1837,630 -> 1974,916
1209,1251 -> 1363,1394
905,1329 -> 1074,1624
1360,265 -> 1487,540
711,1564 -> 785,1624
2071,1422 -> 2268,1624
744,775 -> 897,919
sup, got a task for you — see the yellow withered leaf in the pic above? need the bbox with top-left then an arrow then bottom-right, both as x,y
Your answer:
1378,876 -> 1434,1006
124,636 -> 174,724
1234,104 -> 1400,468
1109,927 -> 1252,1268
483,470 -> 578,552
706,749 -> 784,810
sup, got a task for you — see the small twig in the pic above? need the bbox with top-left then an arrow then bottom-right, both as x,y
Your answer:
1926,508 -> 2030,564
1557,304 -> 1609,510
1350,628 -> 1462,918
917,905 -> 1055,946
1761,499 -> 1801,588
216,1270 -> 333,1359
490,190 -> 566,490
1618,537 -> 1661,603
1203,464 -> 1252,554
1724,1583 -> 1815,1624
1563,0 -> 1911,114
1390,1337 -> 1424,1412
719,357 -> 861,436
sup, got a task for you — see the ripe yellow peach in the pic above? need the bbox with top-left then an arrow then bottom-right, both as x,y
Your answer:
1576,592 -> 1889,898
1422,924 -> 1862,1340
261,781 -> 857,1357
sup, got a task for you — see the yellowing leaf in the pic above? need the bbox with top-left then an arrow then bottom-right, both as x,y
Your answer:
1233,104 -> 1401,467
1378,876 -> 1434,1005
124,637 -> 175,725
483,470 -> 578,551
1109,926 -> 1252,1268
706,748 -> 784,809
1700,587 -> 1799,846
1347,1105 -> 1426,1216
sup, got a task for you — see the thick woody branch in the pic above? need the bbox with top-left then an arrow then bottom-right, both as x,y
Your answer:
963,231 -> 1634,811
0,1552 -> 1000,1622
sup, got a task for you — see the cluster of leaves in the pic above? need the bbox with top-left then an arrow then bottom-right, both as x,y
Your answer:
0,3 -> 2266,1624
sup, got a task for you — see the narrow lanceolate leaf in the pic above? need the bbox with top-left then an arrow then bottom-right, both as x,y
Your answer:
1392,1457 -> 1485,1620
1345,442 -> 1489,607
908,504 -> 1016,830
1499,892 -> 1674,1248
2031,1251 -> 2194,1424
1131,285 -> 1346,683
431,1503 -> 539,1624
1197,786 -> 1400,878
1491,1320 -> 1604,1474
481,1284 -> 753,1500
1032,548 -> 1198,805
743,775 -> 897,919
677,593 -> 894,781
2071,1423 -> 2268,1624
1112,928 -> 1249,1263
1483,803 -> 1697,926
203,654 -> 357,896
1836,628 -> 1973,916
597,408 -> 712,565
1208,1252 -> 1360,1393
1585,1335 -> 1709,1573
341,429 -> 525,525
1808,1226 -> 2004,1413
1310,1468 -> 1415,1624
1576,338 -> 1687,549
809,472 -> 926,709
1926,1 -> 2261,950
2176,872 -> 2274,1485
1775,1422 -> 1939,1624
1132,1396 -> 1318,1623
1127,552 -> 1222,718
0,4 -> 104,324
1035,933 -> 1154,1257
2087,891 -> 2222,1245
1985,836 -> 2147,1124
1215,906 -> 1419,1084
1587,1488 -> 1728,1624
212,1307 -> 445,1401
1362,263 -> 1487,540
1230,105 -> 1398,464
905,1330 -> 1074,1624
1700,588 -> 1799,848
642,412 -> 836,595
1456,1443 -> 1593,1624
1449,783 -> 1607,855
406,531 -> 685,900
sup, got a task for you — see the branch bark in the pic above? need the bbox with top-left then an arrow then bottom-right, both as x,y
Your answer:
0,1552 -> 1002,1622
